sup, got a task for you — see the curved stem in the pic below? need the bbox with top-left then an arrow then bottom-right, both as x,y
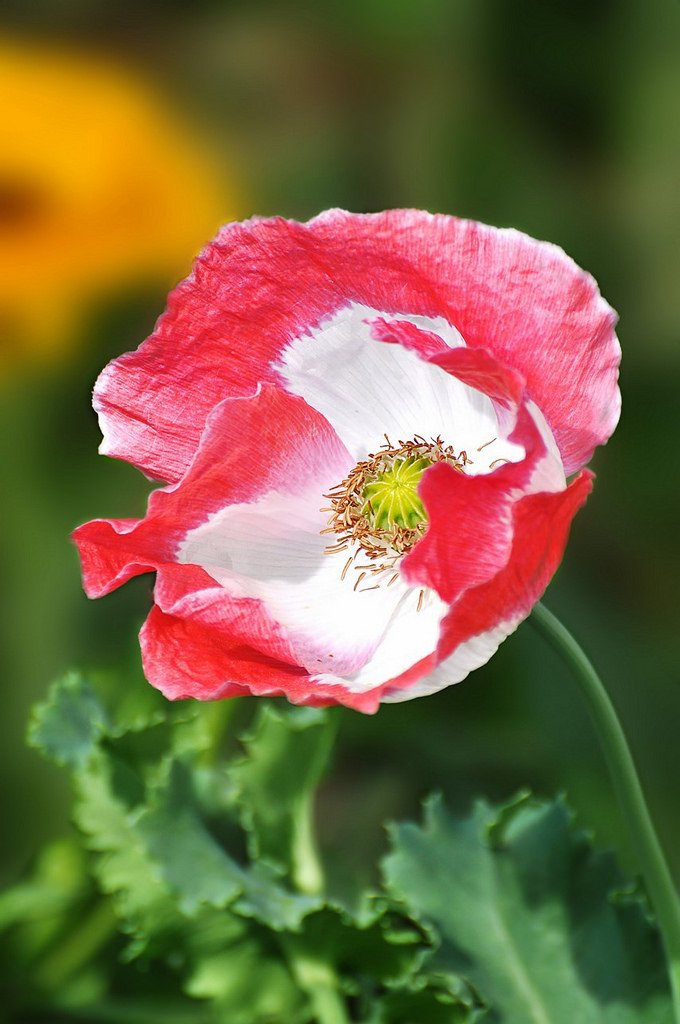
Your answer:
531,602 -> 680,1018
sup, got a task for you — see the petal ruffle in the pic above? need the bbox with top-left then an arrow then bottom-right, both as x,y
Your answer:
140,603 -> 401,711
76,383 -> 431,694
380,469 -> 594,702
75,383 -> 352,591
400,401 -> 562,605
140,605 -> 310,702
94,210 -> 619,483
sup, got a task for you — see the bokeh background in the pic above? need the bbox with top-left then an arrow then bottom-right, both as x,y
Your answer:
1,0 -> 679,899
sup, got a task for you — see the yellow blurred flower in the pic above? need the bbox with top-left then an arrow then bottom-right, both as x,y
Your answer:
0,36 -> 238,368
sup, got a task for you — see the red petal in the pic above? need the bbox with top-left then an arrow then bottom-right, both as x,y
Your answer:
375,469 -> 594,702
370,316 -> 525,409
437,470 -> 594,662
401,459 -> 523,606
140,599 -> 384,711
369,316 -> 448,360
74,384 -> 350,598
140,605 -> 310,701
95,210 -> 619,482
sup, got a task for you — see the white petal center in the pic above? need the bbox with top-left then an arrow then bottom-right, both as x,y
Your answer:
275,302 -> 524,473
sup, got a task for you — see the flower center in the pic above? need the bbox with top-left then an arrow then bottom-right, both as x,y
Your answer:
362,455 -> 431,531
322,436 -> 468,584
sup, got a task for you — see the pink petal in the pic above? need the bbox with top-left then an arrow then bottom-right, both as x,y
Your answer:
400,397 -> 553,604
378,469 -> 594,702
369,316 -> 525,409
140,595 -> 387,711
74,517 -> 155,598
74,384 -> 351,597
438,469 -> 594,663
77,385 -> 403,692
140,605 -> 311,702
95,210 -> 619,483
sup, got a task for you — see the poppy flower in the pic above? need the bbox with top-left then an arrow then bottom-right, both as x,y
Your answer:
0,36 -> 237,369
74,210 -> 620,712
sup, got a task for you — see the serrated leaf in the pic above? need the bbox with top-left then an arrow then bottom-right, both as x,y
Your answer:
269,902 -> 478,1023
383,794 -> 672,1024
370,973 -> 483,1024
27,672 -> 109,768
230,704 -> 336,881
73,749 -> 186,958
234,861 -> 322,931
295,904 -> 431,999
22,682 -> 484,1023
138,759 -> 322,930
136,760 -> 243,915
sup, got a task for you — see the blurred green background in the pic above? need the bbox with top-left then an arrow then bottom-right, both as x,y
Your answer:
1,0 -> 679,897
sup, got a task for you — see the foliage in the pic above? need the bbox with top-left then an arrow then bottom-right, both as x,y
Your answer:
384,793 -> 671,1023
0,674 -> 670,1021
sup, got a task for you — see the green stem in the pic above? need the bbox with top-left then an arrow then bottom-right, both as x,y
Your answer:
291,712 -> 339,898
283,939 -> 352,1024
198,698 -> 237,767
284,731 -> 350,1024
291,792 -> 326,897
33,899 -> 118,993
531,602 -> 680,1018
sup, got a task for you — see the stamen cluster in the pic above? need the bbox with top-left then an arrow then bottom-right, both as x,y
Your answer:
322,436 -> 468,585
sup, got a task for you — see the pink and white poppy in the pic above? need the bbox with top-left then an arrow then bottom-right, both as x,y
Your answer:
74,209 -> 620,712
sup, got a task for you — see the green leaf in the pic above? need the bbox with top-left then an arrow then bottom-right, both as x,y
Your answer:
0,839 -> 87,933
370,971 -> 485,1024
73,748 -> 187,958
282,903 -> 479,1023
230,704 -> 336,881
296,903 -> 425,993
233,861 -> 321,931
137,758 -> 321,930
383,793 -> 672,1024
27,672 -> 109,768
24,681 -> 484,1022
136,760 -> 243,915
32,683 -> 323,950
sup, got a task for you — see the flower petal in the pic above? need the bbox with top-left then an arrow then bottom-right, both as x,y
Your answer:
143,564 -> 409,709
77,383 -> 431,684
74,516 -> 156,598
313,586 -> 448,701
178,488 -> 411,677
371,316 -> 524,408
140,602 -> 405,711
277,302 -> 521,469
76,381 -> 352,579
94,210 -> 619,482
310,210 -> 621,474
140,605 -> 311,701
401,398 -> 564,603
381,469 -> 594,702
